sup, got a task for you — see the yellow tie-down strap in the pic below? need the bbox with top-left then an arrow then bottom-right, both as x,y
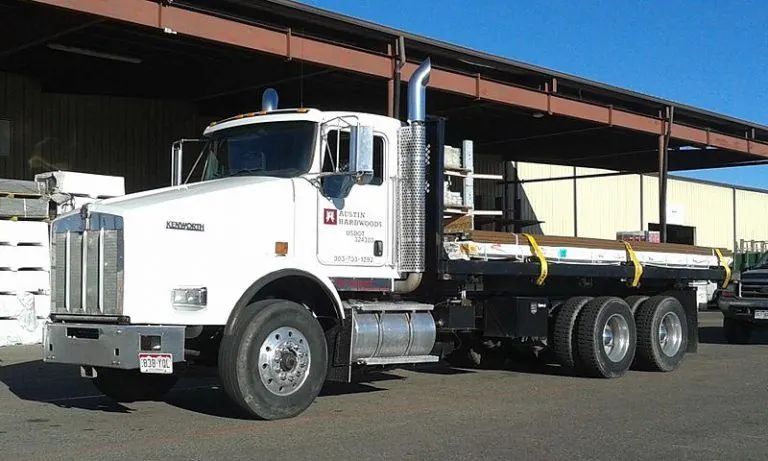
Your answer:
714,248 -> 732,289
621,241 -> 643,288
523,233 -> 548,286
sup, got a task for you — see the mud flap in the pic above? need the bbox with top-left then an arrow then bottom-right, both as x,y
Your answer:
325,317 -> 352,383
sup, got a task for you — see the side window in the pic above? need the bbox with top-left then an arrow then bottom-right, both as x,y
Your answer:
323,129 -> 384,185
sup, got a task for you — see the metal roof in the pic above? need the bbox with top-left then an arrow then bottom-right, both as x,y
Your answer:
226,0 -> 768,137
6,0 -> 768,172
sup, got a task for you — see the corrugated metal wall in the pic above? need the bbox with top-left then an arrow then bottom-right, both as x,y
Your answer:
735,189 -> 768,243
576,167 -> 641,240
517,162 -> 575,236
0,71 -> 209,193
669,179 -> 733,249
514,162 -> 767,251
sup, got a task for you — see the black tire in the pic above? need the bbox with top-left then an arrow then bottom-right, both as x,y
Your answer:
575,296 -> 637,379
552,296 -> 593,371
723,317 -> 752,344
92,368 -> 179,402
633,295 -> 688,372
218,299 -> 328,420
625,295 -> 649,315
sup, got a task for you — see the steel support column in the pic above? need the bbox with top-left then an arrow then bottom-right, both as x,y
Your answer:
393,36 -> 405,120
658,106 -> 674,243
387,42 -> 394,117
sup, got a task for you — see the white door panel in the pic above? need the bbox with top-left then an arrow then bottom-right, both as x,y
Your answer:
317,127 -> 392,269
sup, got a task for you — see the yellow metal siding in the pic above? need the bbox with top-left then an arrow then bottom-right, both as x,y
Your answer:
641,175 -> 659,230
575,168 -> 641,239
643,176 -> 733,248
735,189 -> 768,243
516,163 -> 575,236
512,163 -> 765,249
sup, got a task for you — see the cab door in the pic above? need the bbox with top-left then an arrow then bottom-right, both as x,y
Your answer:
316,125 -> 392,270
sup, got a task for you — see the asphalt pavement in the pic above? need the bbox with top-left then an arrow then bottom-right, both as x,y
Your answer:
1,311 -> 767,461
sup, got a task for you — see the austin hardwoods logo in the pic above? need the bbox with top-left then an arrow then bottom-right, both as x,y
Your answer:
323,209 -> 337,225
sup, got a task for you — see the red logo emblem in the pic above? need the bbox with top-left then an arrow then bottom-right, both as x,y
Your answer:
323,208 -> 337,225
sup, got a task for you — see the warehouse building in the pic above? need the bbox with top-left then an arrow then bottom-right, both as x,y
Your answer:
2,0 -> 768,239
2,0 -> 767,346
509,163 -> 768,252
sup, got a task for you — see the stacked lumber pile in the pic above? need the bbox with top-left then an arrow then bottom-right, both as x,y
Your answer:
0,172 -> 126,347
0,179 -> 52,347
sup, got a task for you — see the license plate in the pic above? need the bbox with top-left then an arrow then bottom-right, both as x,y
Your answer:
755,310 -> 768,320
138,353 -> 173,374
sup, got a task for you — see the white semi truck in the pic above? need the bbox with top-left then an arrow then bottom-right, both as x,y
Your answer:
42,58 -> 732,420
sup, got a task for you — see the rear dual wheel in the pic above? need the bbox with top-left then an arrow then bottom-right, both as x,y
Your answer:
632,296 -> 688,372
553,296 -> 637,378
575,297 -> 637,378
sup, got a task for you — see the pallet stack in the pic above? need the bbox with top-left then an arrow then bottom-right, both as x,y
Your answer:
0,171 -> 126,347
34,170 -> 125,216
0,179 -> 52,347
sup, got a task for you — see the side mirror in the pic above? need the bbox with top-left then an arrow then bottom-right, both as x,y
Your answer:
321,124 -> 374,200
171,141 -> 183,186
170,138 -> 207,186
349,125 -> 374,185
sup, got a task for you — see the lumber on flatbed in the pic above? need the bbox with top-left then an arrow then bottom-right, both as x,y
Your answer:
463,230 -> 732,257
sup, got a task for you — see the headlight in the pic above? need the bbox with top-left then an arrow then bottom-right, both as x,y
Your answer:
171,287 -> 207,310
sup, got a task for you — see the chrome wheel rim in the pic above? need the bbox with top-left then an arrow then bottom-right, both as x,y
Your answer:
658,312 -> 683,357
602,313 -> 630,362
258,326 -> 311,396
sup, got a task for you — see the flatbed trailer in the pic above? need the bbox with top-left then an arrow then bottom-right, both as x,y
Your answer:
388,114 -> 733,373
41,58 -> 732,421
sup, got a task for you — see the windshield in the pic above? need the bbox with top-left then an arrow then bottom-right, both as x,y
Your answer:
200,121 -> 316,180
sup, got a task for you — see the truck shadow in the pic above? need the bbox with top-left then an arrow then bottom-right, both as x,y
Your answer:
0,358 -> 401,420
698,326 -> 768,345
0,360 -> 135,413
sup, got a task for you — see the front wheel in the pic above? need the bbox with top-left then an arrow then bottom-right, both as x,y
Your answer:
218,299 -> 328,420
92,368 -> 179,402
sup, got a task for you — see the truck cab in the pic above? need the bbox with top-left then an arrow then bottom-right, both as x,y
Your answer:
42,59 -> 436,420
719,253 -> 768,343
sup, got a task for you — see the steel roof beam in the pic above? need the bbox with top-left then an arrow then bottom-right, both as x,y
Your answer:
29,0 -> 768,162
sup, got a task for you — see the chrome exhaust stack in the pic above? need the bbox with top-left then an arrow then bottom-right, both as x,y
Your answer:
395,58 -> 432,293
407,58 -> 432,124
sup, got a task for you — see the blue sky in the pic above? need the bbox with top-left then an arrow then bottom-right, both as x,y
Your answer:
297,0 -> 768,188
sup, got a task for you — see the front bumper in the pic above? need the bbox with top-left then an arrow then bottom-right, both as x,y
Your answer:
718,297 -> 768,325
43,322 -> 186,370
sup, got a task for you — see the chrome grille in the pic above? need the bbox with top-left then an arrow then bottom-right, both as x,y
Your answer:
50,212 -> 124,315
740,283 -> 768,298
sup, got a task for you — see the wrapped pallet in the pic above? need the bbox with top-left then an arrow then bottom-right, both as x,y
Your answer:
34,170 -> 125,215
0,179 -> 51,347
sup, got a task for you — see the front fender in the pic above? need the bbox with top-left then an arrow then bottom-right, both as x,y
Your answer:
223,266 -> 345,335
124,258 -> 343,326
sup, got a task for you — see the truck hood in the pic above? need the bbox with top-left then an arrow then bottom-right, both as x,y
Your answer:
91,176 -> 293,214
